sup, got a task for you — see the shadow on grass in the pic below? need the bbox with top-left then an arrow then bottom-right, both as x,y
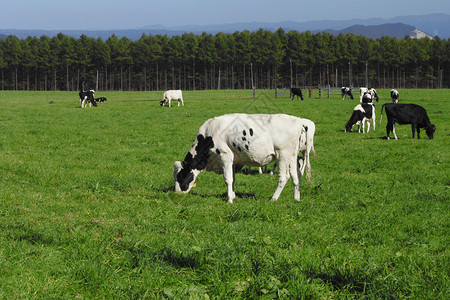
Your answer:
307,268 -> 374,294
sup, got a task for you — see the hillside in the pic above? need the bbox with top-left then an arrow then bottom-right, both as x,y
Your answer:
323,23 -> 433,39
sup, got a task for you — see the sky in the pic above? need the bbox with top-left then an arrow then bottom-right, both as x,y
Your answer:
0,0 -> 449,30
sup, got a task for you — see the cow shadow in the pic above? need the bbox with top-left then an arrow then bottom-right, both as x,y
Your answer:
364,136 -> 390,140
220,192 -> 257,201
154,184 -> 174,193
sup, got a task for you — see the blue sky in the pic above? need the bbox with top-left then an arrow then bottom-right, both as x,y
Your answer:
0,0 -> 449,30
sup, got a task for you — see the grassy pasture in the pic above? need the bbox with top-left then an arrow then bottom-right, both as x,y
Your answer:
0,89 -> 448,298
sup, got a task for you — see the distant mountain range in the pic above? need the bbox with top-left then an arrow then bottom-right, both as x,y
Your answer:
324,23 -> 433,39
0,13 -> 448,40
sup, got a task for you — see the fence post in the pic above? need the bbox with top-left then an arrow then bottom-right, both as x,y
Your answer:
328,85 -> 330,98
275,88 -> 278,99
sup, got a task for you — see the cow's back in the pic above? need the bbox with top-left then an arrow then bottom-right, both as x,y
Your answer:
385,103 -> 420,124
200,114 -> 304,166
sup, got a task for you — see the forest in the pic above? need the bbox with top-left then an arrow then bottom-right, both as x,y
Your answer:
0,28 -> 448,91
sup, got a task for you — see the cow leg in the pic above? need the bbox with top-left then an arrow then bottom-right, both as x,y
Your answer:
392,124 -> 398,140
222,159 -> 235,203
168,99 -> 171,107
290,157 -> 301,201
271,158 -> 289,201
412,124 -> 416,138
180,97 -> 184,106
386,120 -> 393,139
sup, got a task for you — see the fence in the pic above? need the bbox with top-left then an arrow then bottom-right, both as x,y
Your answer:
275,86 -> 348,99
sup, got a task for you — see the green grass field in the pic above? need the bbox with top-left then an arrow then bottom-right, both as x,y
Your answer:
0,89 -> 448,298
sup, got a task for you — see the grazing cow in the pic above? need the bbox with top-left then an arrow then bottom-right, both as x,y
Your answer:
390,89 -> 399,103
345,103 -> 376,133
79,90 -> 97,108
290,88 -> 304,100
341,87 -> 354,100
360,87 -> 378,103
160,90 -> 184,107
380,103 -> 435,139
94,97 -> 107,103
173,113 -> 316,203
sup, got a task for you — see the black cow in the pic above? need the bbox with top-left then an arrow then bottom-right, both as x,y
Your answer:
79,90 -> 97,108
345,103 -> 376,133
290,88 -> 304,101
380,103 -> 435,139
341,87 -> 354,100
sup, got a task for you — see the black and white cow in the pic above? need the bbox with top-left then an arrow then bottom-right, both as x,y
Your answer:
390,89 -> 399,103
79,90 -> 97,108
345,103 -> 376,133
173,113 -> 316,203
361,92 -> 373,104
359,87 -> 378,103
341,87 -> 354,100
380,103 -> 435,140
95,96 -> 107,103
160,90 -> 184,107
290,88 -> 304,100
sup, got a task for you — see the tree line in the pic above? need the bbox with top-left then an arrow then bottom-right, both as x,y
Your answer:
0,28 -> 448,91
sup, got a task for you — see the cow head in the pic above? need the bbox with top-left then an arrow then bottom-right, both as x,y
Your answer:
174,161 -> 200,193
344,121 -> 352,133
160,99 -> 167,106
425,124 -> 436,139
174,134 -> 214,193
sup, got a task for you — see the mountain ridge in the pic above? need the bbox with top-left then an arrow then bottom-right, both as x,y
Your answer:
0,13 -> 447,40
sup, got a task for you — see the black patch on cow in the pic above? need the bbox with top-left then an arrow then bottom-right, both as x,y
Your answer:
183,134 -> 214,170
249,128 -> 253,136
177,168 -> 195,191
304,126 -> 308,132
238,146 -> 242,152
243,130 -> 247,136
242,137 -> 246,141
232,142 -> 236,148
216,149 -> 221,155
245,145 -> 249,150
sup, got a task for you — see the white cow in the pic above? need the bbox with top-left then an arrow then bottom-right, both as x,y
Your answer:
359,87 -> 378,103
160,90 -> 184,107
390,89 -> 399,103
173,113 -> 316,203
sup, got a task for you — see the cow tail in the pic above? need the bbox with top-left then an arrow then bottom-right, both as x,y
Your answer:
379,103 -> 386,126
303,125 -> 312,188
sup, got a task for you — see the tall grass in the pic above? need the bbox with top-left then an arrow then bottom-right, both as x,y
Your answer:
0,89 -> 448,298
